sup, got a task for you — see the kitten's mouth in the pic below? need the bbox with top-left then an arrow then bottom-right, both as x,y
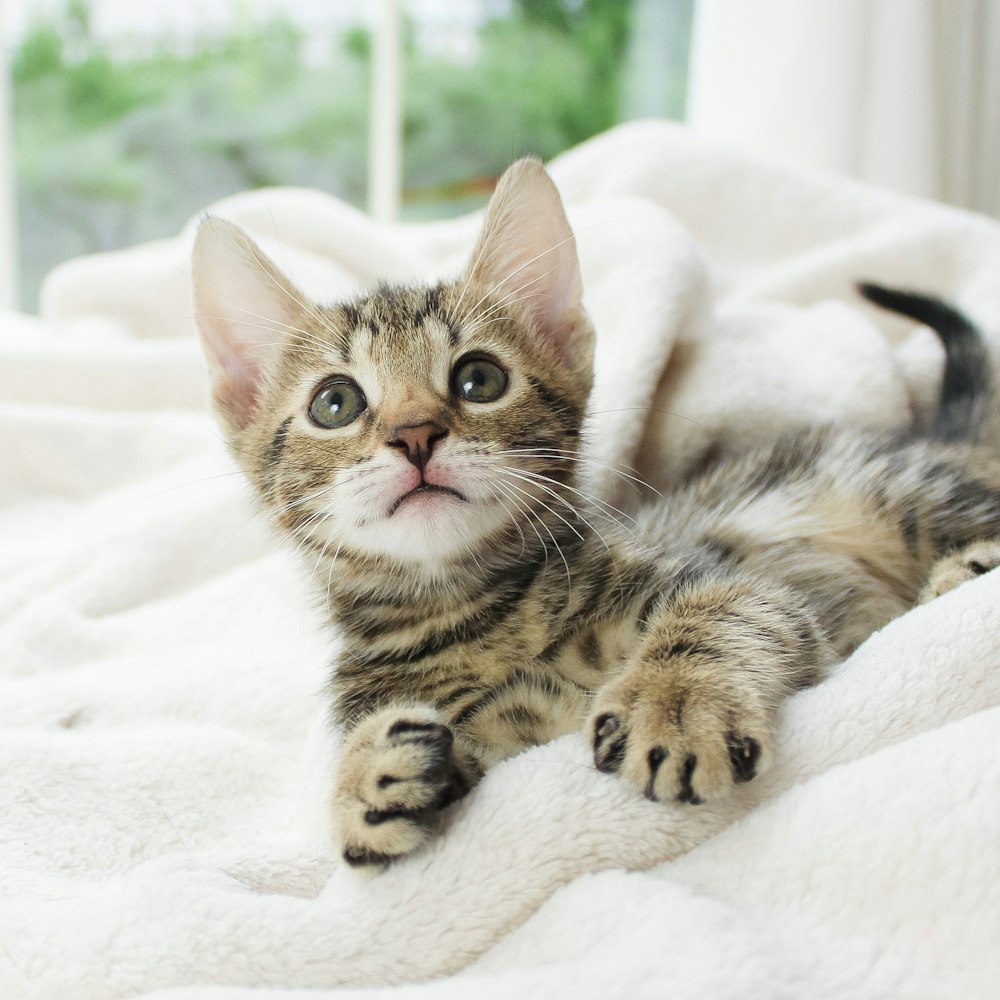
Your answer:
386,483 -> 468,518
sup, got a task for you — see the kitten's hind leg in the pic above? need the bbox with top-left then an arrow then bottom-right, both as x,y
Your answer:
590,573 -> 835,805
333,706 -> 481,869
918,539 -> 1000,603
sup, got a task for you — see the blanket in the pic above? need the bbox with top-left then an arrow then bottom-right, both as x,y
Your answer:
2,120 -> 999,999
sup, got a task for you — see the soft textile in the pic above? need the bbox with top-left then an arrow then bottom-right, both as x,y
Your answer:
2,121 -> 998,999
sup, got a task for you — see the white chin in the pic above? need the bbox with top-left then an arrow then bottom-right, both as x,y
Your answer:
347,497 -> 507,564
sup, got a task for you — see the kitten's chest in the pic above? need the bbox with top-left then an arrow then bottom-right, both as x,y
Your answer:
330,541 -> 640,730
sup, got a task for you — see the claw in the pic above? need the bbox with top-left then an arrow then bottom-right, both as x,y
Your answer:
595,713 -> 619,740
593,713 -> 628,773
727,733 -> 761,784
342,846 -> 395,868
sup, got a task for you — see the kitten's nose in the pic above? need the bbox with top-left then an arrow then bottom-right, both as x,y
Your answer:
388,422 -> 447,469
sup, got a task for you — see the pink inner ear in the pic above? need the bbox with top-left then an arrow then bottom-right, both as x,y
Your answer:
468,160 -> 586,367
212,354 -> 264,429
531,247 -> 583,359
193,217 -> 301,430
197,288 -> 274,430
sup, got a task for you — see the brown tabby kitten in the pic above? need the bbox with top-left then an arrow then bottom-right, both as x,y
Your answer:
192,158 -> 1000,868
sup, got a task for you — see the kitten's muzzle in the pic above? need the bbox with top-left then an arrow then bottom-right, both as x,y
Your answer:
387,422 -> 448,471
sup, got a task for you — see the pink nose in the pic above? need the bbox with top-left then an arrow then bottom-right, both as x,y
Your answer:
388,422 -> 447,469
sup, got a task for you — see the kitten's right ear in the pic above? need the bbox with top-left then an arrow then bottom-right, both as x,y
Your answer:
192,217 -> 302,431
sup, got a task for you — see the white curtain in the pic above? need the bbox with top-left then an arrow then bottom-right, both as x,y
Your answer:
686,0 -> 1000,216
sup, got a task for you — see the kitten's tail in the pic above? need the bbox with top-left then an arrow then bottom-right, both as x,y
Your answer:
858,281 -> 992,443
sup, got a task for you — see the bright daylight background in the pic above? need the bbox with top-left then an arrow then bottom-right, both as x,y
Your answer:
1,0 -> 998,311
2,0 -> 694,311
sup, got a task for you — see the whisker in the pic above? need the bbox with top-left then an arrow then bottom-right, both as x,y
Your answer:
457,233 -> 577,330
489,447 -> 664,499
239,237 -> 346,345
491,479 -> 552,575
447,198 -> 508,327
588,405 -> 708,431
483,482 -> 529,559
200,307 -> 331,355
141,469 -> 247,500
496,466 -> 623,561
506,466 -> 639,527
496,478 -> 574,601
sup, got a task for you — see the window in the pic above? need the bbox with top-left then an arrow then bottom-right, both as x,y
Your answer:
6,0 -> 694,310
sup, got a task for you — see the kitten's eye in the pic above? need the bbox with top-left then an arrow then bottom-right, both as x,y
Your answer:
309,378 -> 367,429
452,356 -> 508,403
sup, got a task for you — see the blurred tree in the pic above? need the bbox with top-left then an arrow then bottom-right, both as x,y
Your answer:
510,0 -> 633,128
13,21 -> 64,82
12,0 -> 689,308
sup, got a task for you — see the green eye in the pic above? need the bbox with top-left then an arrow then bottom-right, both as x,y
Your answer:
452,356 -> 508,403
309,378 -> 367,429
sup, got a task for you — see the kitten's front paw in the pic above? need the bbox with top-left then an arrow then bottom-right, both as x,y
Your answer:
334,707 -> 469,869
919,539 -> 1000,603
590,668 -> 772,805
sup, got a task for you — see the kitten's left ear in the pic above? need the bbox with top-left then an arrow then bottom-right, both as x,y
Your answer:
192,218 -> 304,432
466,158 -> 593,377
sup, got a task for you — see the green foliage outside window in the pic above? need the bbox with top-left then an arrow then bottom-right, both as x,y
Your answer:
12,0 -> 691,309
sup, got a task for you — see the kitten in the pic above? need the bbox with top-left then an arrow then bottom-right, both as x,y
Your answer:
192,158 -> 1000,868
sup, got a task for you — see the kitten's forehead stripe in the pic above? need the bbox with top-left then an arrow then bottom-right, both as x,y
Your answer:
413,284 -> 460,347
320,283 -> 543,391
341,303 -> 361,329
412,284 -> 441,326
339,330 -> 353,366
327,285 -> 458,378
371,283 -> 416,333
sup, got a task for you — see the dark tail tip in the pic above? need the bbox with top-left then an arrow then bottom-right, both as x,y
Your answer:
858,281 -> 991,443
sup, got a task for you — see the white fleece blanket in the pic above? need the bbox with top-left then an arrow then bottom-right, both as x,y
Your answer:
2,121 -> 1000,1000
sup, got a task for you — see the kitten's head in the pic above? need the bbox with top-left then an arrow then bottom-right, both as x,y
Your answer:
192,158 -> 594,570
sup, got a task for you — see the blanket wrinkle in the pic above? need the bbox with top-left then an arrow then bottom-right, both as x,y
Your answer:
1,120 -> 998,999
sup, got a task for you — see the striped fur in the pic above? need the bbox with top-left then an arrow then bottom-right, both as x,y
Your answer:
193,159 -> 1000,868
